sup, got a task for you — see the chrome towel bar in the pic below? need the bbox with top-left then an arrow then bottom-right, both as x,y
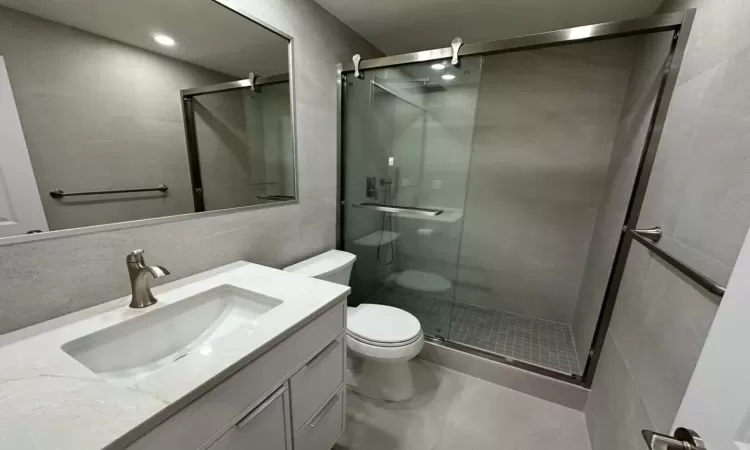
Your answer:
353,202 -> 443,216
256,195 -> 295,201
50,184 -> 168,199
628,227 -> 725,298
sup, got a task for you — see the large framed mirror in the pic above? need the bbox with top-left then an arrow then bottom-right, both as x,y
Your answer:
0,0 -> 296,242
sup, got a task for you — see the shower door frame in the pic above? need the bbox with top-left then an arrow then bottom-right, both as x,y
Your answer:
336,9 -> 696,388
180,73 -> 292,212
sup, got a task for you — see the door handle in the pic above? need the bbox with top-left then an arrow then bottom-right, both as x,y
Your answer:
642,427 -> 706,450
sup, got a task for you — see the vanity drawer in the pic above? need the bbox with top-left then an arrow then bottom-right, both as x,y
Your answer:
126,302 -> 344,450
205,384 -> 291,450
295,386 -> 345,450
290,334 -> 345,429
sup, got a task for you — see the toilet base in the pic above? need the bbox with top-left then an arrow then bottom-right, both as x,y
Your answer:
347,355 -> 416,402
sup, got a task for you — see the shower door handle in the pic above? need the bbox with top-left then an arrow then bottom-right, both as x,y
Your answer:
353,202 -> 443,216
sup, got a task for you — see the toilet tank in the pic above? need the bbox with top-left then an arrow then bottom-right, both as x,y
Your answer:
283,250 -> 357,286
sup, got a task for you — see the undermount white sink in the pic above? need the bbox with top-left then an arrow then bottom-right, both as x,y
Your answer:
61,284 -> 283,386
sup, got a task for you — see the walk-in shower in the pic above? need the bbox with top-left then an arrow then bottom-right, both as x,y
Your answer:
338,11 -> 695,386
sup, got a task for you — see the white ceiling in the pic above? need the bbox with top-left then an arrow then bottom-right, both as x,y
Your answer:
314,0 -> 663,55
0,0 -> 289,78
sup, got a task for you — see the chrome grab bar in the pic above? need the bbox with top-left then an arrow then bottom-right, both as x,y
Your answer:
353,202 -> 443,216
256,195 -> 295,201
628,227 -> 725,298
50,185 -> 168,199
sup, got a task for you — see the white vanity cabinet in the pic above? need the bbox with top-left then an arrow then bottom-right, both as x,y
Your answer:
128,301 -> 347,450
206,385 -> 292,450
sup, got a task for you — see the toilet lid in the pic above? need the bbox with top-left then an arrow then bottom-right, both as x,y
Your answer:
283,250 -> 356,277
347,304 -> 421,345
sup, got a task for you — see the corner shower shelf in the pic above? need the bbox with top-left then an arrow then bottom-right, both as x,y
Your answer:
397,207 -> 464,223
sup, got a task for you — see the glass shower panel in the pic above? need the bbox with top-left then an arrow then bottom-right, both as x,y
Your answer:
450,37 -> 643,376
342,58 -> 483,340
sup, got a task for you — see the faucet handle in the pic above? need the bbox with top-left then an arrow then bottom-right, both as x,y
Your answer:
126,249 -> 145,264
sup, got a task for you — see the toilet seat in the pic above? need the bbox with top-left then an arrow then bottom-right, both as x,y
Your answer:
346,331 -> 424,362
347,331 -> 422,347
347,304 -> 421,347
346,304 -> 424,362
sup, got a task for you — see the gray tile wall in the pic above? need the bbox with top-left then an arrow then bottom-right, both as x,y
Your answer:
586,0 -> 750,447
571,32 -> 675,368
194,90 -> 259,211
0,0 -> 381,334
455,40 -> 635,323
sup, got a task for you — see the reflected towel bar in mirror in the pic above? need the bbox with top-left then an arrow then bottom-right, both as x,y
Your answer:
353,202 -> 443,216
50,185 -> 169,199
628,227 -> 726,298
256,195 -> 295,201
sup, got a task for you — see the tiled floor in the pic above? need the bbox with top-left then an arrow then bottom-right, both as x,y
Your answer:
367,286 -> 581,375
336,359 -> 591,450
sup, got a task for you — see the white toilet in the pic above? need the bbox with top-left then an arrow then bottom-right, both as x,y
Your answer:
284,250 -> 424,401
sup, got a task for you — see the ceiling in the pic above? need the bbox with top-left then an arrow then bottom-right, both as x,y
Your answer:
0,0 -> 289,78
314,0 -> 663,55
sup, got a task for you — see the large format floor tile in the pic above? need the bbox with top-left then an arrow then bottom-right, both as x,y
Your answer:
337,360 -> 590,450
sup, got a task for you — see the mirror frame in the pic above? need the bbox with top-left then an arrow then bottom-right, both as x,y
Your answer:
0,0 -> 298,246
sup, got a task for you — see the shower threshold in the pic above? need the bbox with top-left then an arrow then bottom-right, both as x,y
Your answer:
367,286 -> 581,376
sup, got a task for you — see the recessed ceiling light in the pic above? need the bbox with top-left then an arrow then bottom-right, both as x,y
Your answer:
153,33 -> 176,47
431,63 -> 446,71
442,74 -> 456,81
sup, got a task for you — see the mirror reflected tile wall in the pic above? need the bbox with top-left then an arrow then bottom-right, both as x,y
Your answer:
0,0 -> 382,334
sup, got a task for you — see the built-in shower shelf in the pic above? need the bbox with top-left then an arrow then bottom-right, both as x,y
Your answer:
353,230 -> 400,247
397,207 -> 464,223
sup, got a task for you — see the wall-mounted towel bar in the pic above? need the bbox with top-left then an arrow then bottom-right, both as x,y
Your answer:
628,227 -> 726,298
50,184 -> 168,199
256,195 -> 295,201
353,202 -> 443,216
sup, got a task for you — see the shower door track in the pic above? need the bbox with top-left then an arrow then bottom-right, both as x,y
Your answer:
336,9 -> 696,389
338,12 -> 688,74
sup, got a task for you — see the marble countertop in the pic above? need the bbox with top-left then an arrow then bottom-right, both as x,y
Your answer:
0,261 -> 350,450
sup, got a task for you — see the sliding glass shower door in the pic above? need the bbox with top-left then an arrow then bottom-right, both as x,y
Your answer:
338,13 -> 694,386
341,58 -> 482,340
340,35 -> 659,376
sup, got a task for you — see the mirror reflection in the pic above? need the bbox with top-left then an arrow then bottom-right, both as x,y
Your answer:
0,0 -> 295,239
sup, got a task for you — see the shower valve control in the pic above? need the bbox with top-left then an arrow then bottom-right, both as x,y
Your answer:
366,177 -> 377,199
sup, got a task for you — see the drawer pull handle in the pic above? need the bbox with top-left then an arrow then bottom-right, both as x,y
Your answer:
236,385 -> 288,429
309,393 -> 339,429
306,339 -> 340,369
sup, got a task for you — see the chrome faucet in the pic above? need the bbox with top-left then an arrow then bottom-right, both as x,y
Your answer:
126,249 -> 170,308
